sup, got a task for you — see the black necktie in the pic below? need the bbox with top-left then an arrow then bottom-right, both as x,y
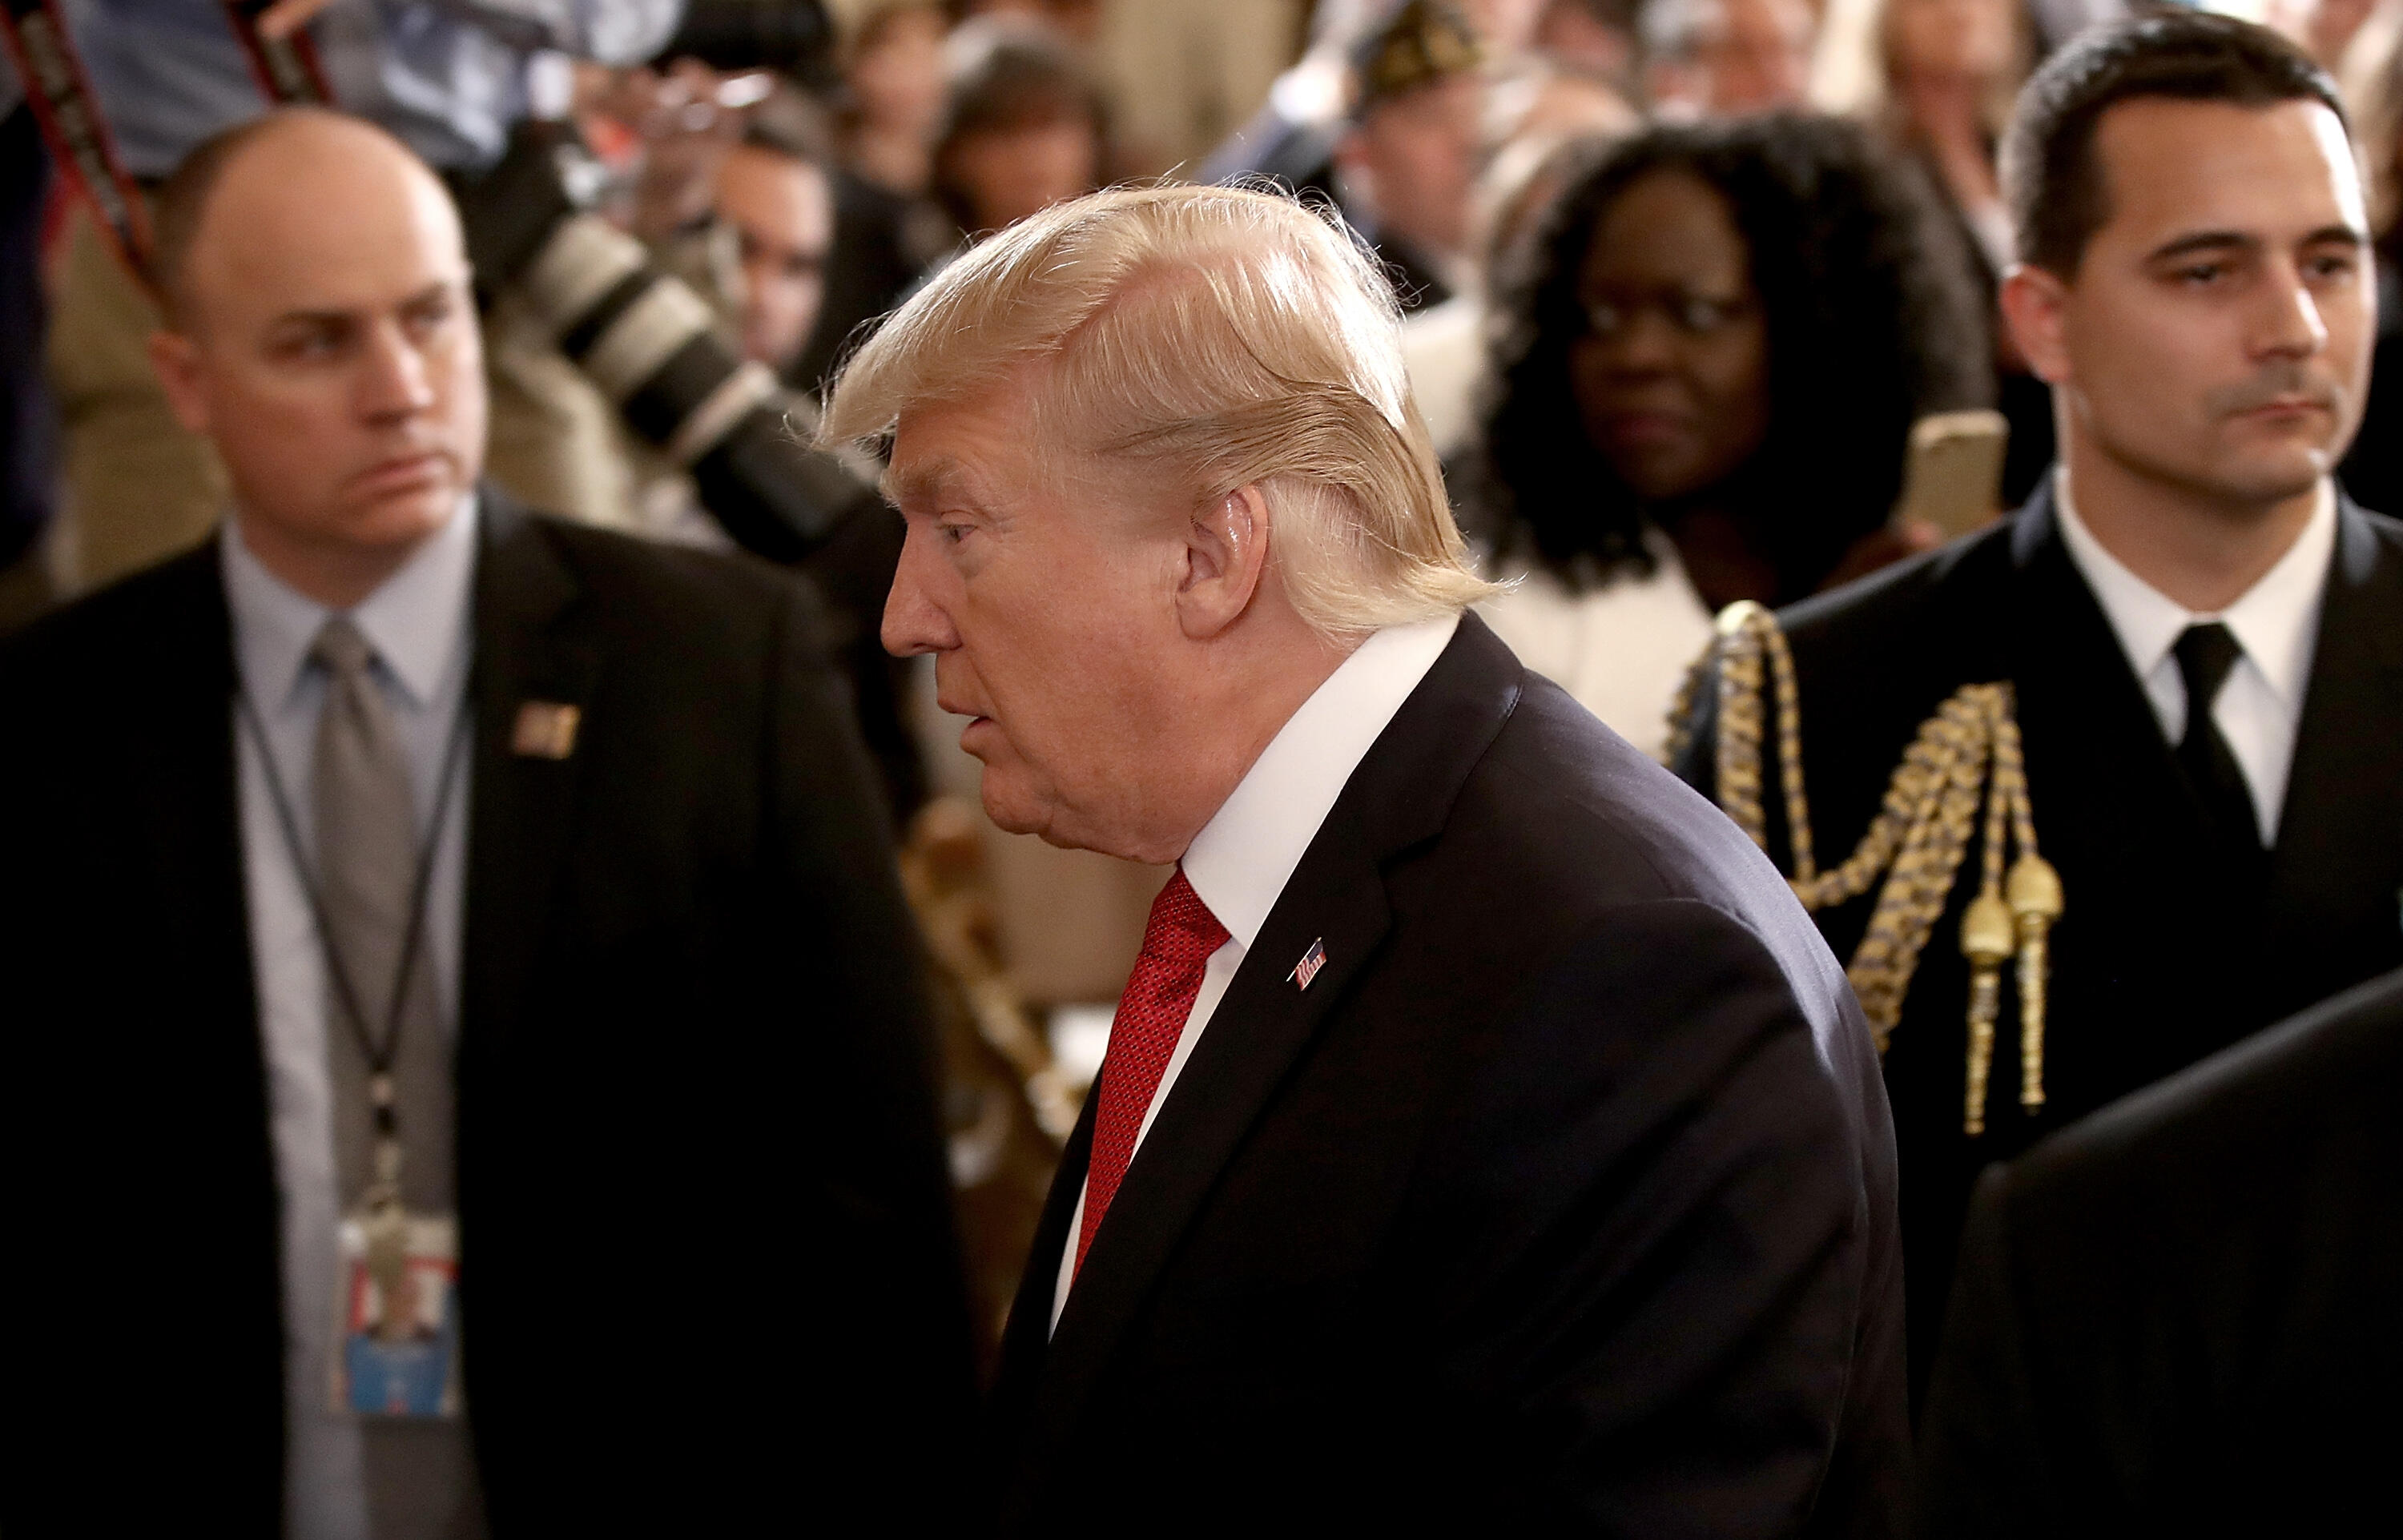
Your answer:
2171,622 -> 2264,852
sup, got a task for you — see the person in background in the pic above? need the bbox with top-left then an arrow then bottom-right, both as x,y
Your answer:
1196,0 -> 1384,188
1534,0 -> 1644,89
1672,10 -> 2403,1409
43,0 -> 682,589
714,113 -> 839,372
2334,0 -> 2403,511
930,21 -> 1111,241
839,0 -> 950,195
0,107 -> 971,1536
1812,0 -> 2054,504
1914,967 -> 2403,1535
1399,65 -> 1640,460
1332,0 -> 1490,313
606,83 -> 927,821
1643,0 -> 1817,120
1472,114 -> 1989,755
797,2 -> 958,395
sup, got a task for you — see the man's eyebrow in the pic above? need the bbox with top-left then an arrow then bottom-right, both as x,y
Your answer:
264,304 -> 357,331
883,454 -> 968,509
2143,223 -> 2370,265
264,277 -> 465,330
2144,230 -> 2258,263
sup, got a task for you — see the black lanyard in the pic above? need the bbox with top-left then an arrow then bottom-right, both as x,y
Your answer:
235,669 -> 473,1147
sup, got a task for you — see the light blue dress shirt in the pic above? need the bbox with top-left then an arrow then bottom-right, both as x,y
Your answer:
61,0 -> 682,175
222,496 -> 477,1540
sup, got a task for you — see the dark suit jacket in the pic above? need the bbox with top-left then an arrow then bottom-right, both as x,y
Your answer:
1914,966 -> 2403,1538
1671,483 -> 2403,1406
0,493 -> 973,1533
990,615 -> 1908,1538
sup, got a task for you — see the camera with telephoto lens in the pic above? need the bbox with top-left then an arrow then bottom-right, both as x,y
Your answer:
456,117 -> 873,564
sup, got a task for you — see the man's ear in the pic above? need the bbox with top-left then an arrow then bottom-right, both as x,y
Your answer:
1999,263 -> 2072,386
1175,484 -> 1270,642
146,328 -> 212,436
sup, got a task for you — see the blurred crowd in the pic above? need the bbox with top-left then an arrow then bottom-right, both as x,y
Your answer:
5,0 -> 2403,1530
15,0 -> 2403,700
6,0 -> 2403,1327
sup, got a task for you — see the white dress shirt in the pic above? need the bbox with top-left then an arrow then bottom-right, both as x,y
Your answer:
1051,613 -> 1461,1330
222,497 -> 477,1540
2053,472 -> 2334,843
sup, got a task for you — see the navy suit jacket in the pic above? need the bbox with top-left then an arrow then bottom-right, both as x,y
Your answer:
989,614 -> 1909,1538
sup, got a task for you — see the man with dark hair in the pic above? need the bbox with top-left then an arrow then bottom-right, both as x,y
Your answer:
1915,965 -> 2403,1534
1672,8 -> 2403,1403
930,24 -> 1112,241
0,107 -> 972,1535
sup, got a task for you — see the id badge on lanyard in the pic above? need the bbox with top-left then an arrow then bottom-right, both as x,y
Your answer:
333,1209 -> 463,1418
234,689 -> 474,1422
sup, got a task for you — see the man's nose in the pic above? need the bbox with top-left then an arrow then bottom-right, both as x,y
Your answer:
2253,264 -> 2330,360
359,324 -> 437,420
882,522 -> 960,658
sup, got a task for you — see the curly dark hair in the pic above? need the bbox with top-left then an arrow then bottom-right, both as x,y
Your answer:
1473,113 -> 1992,600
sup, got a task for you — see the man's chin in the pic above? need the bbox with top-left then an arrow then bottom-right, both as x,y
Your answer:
345,480 -> 468,543
976,768 -> 1053,841
2205,456 -> 2329,513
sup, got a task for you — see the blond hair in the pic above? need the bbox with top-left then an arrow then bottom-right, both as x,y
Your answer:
818,183 -> 1498,640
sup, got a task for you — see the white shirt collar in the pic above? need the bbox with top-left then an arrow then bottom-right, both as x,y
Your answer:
2053,470 -> 2333,713
1179,613 -> 1460,951
222,493 -> 480,711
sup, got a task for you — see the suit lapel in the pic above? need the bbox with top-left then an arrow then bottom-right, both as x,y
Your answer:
989,1088 -> 1096,1421
135,541 -> 286,1458
999,617 -> 1525,1502
2005,491 -> 2215,883
459,492 -> 602,1060
2260,500 -> 2403,1003
146,542 -> 268,1035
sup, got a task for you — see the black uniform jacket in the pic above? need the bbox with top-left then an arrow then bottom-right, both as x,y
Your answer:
988,615 -> 1909,1538
1915,965 -> 2403,1538
1672,481 -> 2403,1405
0,493 -> 974,1533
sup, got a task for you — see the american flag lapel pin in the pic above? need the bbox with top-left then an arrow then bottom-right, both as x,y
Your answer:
511,701 -> 581,760
1290,938 -> 1327,991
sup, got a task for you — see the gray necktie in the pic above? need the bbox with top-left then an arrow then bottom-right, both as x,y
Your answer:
311,615 -> 483,1538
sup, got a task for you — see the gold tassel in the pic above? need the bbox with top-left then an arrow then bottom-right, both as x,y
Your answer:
1960,893 -> 2011,1136
1696,607 -> 2064,1134
2007,854 -> 2061,1111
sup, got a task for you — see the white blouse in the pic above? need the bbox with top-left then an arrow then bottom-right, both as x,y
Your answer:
1476,532 -> 1719,762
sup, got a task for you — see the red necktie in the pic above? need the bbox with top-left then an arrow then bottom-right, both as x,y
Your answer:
1074,868 -> 1228,1279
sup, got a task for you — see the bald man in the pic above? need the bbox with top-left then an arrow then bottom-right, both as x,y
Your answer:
0,110 -> 972,1538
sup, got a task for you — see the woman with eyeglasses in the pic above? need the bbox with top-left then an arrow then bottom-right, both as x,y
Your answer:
1466,112 -> 1990,757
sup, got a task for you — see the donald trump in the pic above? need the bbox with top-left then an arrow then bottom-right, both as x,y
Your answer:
823,184 -> 1908,1537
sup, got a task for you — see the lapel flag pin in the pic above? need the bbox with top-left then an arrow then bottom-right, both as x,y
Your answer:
1290,938 -> 1327,991
512,701 -> 582,760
